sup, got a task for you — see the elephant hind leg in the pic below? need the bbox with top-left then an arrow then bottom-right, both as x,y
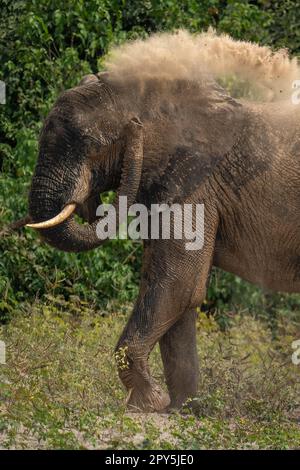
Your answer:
159,227 -> 216,411
159,308 -> 199,410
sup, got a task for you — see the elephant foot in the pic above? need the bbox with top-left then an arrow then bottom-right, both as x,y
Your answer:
126,385 -> 170,412
164,396 -> 201,415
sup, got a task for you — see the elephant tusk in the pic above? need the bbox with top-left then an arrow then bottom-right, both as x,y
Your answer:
26,203 -> 76,229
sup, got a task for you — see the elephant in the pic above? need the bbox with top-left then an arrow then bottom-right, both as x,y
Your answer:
11,32 -> 300,412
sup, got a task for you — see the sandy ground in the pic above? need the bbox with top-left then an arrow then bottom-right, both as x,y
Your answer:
0,412 -> 176,450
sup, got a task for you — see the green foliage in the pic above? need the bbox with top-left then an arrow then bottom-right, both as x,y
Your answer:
1,0 -> 300,318
267,0 -> 300,54
218,1 -> 273,43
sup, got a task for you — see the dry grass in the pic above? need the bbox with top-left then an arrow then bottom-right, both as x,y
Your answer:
0,299 -> 300,449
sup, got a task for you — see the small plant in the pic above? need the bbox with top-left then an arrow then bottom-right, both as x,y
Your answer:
115,346 -> 129,371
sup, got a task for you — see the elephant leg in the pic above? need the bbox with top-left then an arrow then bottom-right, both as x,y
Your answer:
159,256 -> 213,410
116,206 -> 218,412
115,280 -> 183,412
159,308 -> 199,410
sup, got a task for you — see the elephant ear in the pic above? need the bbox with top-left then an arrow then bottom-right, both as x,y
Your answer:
140,81 -> 246,206
78,74 -> 100,86
78,72 -> 109,87
140,146 -> 225,206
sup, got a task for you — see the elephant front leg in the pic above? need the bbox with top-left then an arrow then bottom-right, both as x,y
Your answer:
115,214 -> 217,412
115,282 -> 184,412
116,344 -> 170,412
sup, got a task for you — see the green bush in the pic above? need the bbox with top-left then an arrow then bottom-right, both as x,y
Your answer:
1,0 -> 300,319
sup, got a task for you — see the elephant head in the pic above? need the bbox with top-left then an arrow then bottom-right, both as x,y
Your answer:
26,74 -> 144,252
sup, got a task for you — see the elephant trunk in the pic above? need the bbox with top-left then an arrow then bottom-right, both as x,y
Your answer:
28,117 -> 144,253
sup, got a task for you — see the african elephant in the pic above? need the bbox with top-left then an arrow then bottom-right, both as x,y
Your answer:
15,32 -> 300,412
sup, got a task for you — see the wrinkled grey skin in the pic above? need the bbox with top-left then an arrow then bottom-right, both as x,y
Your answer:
28,72 -> 300,412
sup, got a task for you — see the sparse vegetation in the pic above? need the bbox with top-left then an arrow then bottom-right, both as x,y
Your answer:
0,301 -> 299,449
